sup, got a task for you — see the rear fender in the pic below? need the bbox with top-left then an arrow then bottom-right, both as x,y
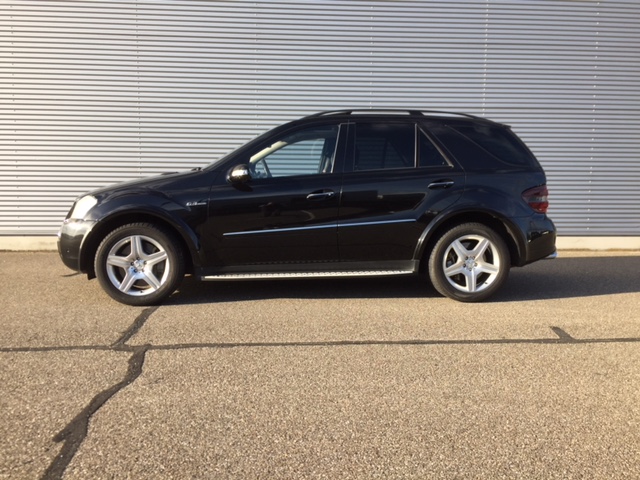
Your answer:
413,205 -> 527,268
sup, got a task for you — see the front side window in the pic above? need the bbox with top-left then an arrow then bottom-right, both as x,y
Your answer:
250,125 -> 339,178
353,123 -> 415,171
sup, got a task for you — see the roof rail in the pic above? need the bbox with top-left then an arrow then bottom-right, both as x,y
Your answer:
420,110 -> 488,121
308,109 -> 423,117
307,109 -> 489,122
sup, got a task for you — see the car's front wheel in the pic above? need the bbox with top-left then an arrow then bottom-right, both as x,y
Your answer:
428,223 -> 510,302
95,223 -> 185,306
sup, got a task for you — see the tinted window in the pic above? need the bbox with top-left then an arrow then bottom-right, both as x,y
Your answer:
250,125 -> 339,177
418,129 -> 450,168
452,124 -> 534,166
429,123 -> 535,170
354,123 -> 415,171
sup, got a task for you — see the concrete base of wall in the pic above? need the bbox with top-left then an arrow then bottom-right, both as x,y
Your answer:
1,236 -> 59,251
2,236 -> 640,252
555,236 -> 640,251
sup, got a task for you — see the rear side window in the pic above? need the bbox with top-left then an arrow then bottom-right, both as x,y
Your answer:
354,123 -> 415,171
418,129 -> 450,168
429,123 -> 536,170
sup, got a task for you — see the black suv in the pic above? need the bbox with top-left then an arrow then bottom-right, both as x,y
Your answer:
58,110 -> 556,305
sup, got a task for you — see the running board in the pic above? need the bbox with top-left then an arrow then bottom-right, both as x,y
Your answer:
200,270 -> 414,281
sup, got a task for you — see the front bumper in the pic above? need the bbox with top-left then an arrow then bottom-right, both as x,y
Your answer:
57,219 -> 96,272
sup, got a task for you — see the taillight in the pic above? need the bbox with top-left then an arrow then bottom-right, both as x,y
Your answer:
522,185 -> 549,214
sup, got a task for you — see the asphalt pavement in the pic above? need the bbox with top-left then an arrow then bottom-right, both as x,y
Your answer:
1,251 -> 639,479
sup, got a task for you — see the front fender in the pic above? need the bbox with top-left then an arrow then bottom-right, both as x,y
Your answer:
79,195 -> 205,274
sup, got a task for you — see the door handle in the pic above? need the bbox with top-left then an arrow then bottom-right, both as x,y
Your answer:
428,179 -> 454,190
307,190 -> 336,201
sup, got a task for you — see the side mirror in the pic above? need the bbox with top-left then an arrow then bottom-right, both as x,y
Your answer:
227,164 -> 252,184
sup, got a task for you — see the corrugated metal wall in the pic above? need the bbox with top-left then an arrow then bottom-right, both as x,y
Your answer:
2,0 -> 639,236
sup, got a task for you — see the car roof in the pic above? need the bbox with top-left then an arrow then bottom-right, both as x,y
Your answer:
304,109 -> 503,126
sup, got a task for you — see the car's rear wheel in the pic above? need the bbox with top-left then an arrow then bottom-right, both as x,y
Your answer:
95,223 -> 185,306
428,223 -> 510,302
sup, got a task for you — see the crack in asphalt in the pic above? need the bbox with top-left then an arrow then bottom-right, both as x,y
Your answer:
111,306 -> 158,349
41,346 -> 148,480
0,319 -> 634,480
39,308 -> 155,480
551,326 -> 577,342
3,327 -> 640,355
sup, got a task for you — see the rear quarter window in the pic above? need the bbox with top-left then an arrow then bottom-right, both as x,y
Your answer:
429,123 -> 537,170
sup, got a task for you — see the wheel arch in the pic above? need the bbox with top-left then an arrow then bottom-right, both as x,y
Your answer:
80,209 -> 199,279
415,210 -> 526,273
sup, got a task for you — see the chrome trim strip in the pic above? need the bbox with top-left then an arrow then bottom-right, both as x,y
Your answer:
223,223 -> 337,237
223,218 -> 415,237
202,270 -> 414,281
339,218 -> 414,229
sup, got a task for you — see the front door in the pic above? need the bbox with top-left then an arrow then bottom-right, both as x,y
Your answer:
204,123 -> 345,269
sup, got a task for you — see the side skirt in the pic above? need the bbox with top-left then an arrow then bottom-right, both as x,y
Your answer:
197,260 -> 420,281
200,270 -> 415,281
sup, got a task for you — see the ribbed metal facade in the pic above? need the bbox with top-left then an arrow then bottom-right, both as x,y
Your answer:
2,0 -> 639,236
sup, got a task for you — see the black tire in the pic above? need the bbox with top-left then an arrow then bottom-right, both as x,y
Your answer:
428,223 -> 510,302
94,223 -> 185,306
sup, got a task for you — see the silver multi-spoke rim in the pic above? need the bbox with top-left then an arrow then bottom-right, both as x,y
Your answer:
442,234 -> 501,293
105,235 -> 170,296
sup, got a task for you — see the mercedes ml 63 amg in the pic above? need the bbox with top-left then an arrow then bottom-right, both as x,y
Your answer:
58,110 -> 556,305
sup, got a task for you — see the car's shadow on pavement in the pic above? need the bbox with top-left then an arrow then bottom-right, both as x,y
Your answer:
497,255 -> 640,302
165,255 -> 640,305
167,275 -> 435,305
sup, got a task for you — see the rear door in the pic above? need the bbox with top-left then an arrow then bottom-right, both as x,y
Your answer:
338,120 -> 465,263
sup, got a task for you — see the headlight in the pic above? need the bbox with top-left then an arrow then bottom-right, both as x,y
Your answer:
69,195 -> 98,219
